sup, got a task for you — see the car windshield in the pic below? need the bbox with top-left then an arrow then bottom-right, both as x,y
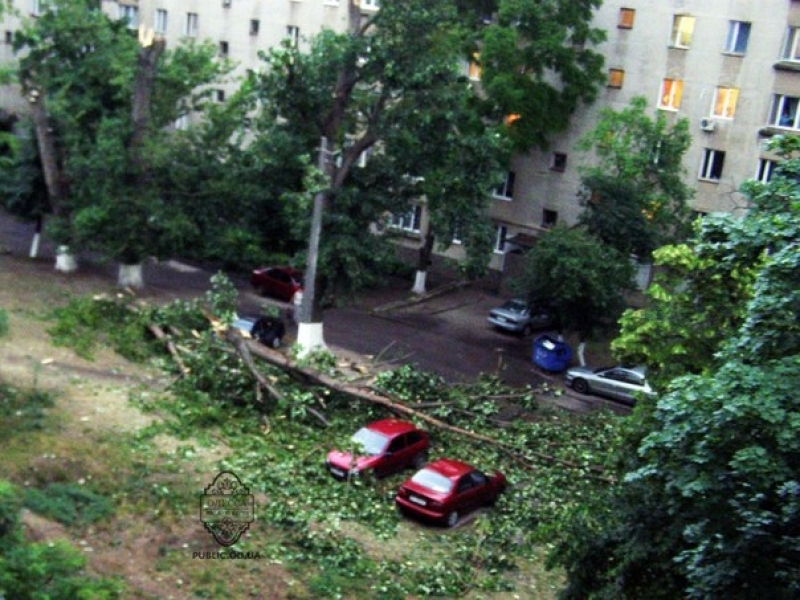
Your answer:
411,469 -> 454,494
500,300 -> 528,314
351,427 -> 389,455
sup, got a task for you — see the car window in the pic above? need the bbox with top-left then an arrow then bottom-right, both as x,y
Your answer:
411,469 -> 453,494
351,427 -> 389,455
406,431 -> 421,445
387,435 -> 406,453
604,369 -> 629,383
470,471 -> 488,487
456,475 -> 474,493
502,300 -> 528,314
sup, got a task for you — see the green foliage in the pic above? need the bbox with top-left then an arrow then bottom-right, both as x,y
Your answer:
0,480 -> 125,599
0,308 -> 7,338
513,226 -> 635,339
479,0 -> 606,151
0,382 -> 55,433
553,135 -> 800,599
576,97 -> 693,257
23,483 -> 114,526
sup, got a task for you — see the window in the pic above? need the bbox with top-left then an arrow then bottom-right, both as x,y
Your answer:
494,171 -> 515,200
607,68 -> 625,89
467,52 -> 481,80
699,149 -> 725,181
219,41 -> 229,57
31,0 -> 50,16
216,89 -> 226,103
542,209 -> 558,228
618,8 -> 635,29
174,114 -> 189,131
185,12 -> 198,37
670,15 -> 695,48
362,0 -> 380,10
4,31 -> 12,45
119,4 -> 139,29
250,20 -> 260,36
756,159 -> 776,183
551,152 -> 567,172
724,21 -> 751,54
658,78 -> 683,110
286,25 -> 300,48
494,225 -> 508,253
155,9 -> 168,35
713,87 -> 739,118
782,27 -> 800,62
389,206 -> 422,233
223,0 -> 232,7
769,94 -> 800,129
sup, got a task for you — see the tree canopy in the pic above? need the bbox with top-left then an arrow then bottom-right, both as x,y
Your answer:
576,96 -> 693,258
553,135 -> 800,599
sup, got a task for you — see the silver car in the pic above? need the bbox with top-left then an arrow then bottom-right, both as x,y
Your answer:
488,299 -> 552,335
565,365 -> 654,404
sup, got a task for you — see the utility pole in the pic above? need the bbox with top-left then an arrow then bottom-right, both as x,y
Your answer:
296,137 -> 331,355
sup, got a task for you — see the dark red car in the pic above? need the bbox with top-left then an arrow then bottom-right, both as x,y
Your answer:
326,419 -> 430,480
395,458 -> 506,527
251,266 -> 303,302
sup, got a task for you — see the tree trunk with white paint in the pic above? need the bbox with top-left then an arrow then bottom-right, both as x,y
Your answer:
118,263 -> 144,289
411,270 -> 428,295
55,245 -> 77,273
577,340 -> 587,367
296,322 -> 327,358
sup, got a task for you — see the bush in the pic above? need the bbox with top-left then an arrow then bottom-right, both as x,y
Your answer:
23,483 -> 114,526
0,308 -> 8,337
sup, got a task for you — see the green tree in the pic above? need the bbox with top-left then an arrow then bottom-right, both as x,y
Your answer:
576,96 -> 693,258
552,135 -> 800,599
513,225 -> 635,364
478,0 -> 606,151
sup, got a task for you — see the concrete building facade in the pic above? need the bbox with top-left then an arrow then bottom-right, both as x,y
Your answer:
1,1 -> 798,276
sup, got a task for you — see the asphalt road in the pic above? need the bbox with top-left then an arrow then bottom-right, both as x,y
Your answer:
0,210 -> 627,414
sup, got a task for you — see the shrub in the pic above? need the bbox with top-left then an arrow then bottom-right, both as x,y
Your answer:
23,483 -> 114,526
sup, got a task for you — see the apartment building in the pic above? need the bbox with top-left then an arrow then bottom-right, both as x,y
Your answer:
1,1 -> 798,277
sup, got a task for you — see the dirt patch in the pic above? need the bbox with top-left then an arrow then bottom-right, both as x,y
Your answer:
0,254 -> 295,599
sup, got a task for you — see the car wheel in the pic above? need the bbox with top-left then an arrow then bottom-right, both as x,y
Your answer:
572,378 -> 589,395
256,285 -> 267,297
412,451 -> 428,470
445,511 -> 459,528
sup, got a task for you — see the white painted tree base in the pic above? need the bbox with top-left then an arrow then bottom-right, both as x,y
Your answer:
118,263 -> 144,288
29,233 -> 41,258
411,270 -> 428,295
296,322 -> 327,357
55,246 -> 77,273
577,341 -> 587,366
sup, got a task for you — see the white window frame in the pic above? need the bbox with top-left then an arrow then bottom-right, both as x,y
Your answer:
31,0 -> 50,16
286,25 -> 300,48
185,12 -> 199,38
389,206 -> 422,234
362,0 -> 380,10
699,149 -> 725,182
769,94 -> 800,130
155,9 -> 168,35
670,15 -> 695,49
724,21 -> 751,54
119,4 -> 139,29
250,20 -> 260,36
756,159 -> 776,183
493,171 -> 515,201
174,114 -> 189,131
712,87 -> 739,119
781,27 -> 800,62
494,225 -> 508,253
658,78 -> 683,111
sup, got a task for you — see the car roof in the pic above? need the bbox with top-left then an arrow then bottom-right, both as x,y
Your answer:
424,458 -> 474,480
366,418 -> 420,437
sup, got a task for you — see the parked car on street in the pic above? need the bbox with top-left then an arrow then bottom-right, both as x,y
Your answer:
233,315 -> 286,348
488,298 -> 552,335
326,419 -> 430,481
565,365 -> 654,404
395,458 -> 506,527
251,266 -> 303,302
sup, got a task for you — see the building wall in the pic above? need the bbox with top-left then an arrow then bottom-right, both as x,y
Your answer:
491,0 -> 798,256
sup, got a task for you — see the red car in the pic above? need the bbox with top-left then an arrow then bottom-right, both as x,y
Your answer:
326,419 -> 430,480
251,266 -> 303,302
395,458 -> 506,527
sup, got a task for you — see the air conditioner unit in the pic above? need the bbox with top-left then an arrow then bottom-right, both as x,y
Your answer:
700,117 -> 716,132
